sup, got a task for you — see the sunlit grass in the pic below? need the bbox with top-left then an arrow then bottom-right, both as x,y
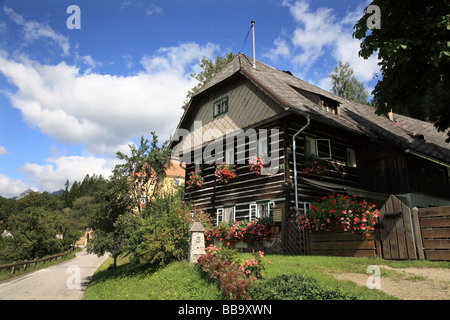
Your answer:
82,256 -> 222,300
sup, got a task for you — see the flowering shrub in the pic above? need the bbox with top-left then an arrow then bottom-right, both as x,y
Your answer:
215,163 -> 237,184
186,170 -> 204,188
243,220 -> 273,243
296,193 -> 379,237
302,155 -> 329,179
205,219 -> 273,245
197,245 -> 270,299
239,250 -> 270,279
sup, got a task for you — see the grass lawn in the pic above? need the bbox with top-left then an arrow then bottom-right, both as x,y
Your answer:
83,255 -> 222,300
83,252 -> 450,300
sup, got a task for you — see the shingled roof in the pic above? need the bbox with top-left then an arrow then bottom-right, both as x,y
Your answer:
183,53 -> 450,164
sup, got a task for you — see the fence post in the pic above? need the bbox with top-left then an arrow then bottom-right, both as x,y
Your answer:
11,262 -> 16,275
412,207 -> 425,260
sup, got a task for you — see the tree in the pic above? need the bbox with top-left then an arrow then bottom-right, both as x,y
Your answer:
183,51 -> 236,109
114,133 -> 172,216
353,0 -> 450,141
329,61 -> 370,105
86,175 -> 133,268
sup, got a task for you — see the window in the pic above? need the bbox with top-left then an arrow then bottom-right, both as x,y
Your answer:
225,143 -> 235,165
305,137 -> 331,160
174,178 -> 181,186
249,204 -> 257,221
249,201 -> 275,221
216,207 -> 235,225
257,133 -> 269,157
216,208 -> 224,226
304,137 -> 316,157
347,148 -> 357,167
213,96 -> 228,117
316,139 -> 331,159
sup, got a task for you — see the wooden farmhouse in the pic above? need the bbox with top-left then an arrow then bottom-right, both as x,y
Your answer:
170,53 -> 450,254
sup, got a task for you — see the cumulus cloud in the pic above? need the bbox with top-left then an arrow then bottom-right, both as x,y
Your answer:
0,174 -> 31,198
0,42 -> 218,155
19,155 -> 120,194
0,146 -> 7,155
268,0 -> 379,85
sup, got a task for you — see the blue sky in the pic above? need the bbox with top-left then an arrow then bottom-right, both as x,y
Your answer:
0,0 -> 379,198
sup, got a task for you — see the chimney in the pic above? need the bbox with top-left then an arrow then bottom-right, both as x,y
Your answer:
388,109 -> 394,121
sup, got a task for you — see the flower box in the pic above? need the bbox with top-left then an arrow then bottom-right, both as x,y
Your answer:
308,230 -> 376,257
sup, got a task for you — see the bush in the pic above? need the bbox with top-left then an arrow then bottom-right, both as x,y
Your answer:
248,273 -> 357,300
197,246 -> 253,300
129,189 -> 212,266
197,245 -> 270,300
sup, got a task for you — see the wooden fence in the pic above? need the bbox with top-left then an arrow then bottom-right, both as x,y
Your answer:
414,206 -> 450,261
304,195 -> 450,261
0,250 -> 73,275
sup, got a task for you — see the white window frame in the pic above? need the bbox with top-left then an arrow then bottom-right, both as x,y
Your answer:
315,139 -> 332,159
249,201 -> 275,221
305,137 -> 331,160
225,143 -> 234,165
216,206 -> 235,225
249,204 -> 257,221
257,133 -> 268,157
305,136 -> 316,157
216,208 -> 224,226
213,96 -> 228,117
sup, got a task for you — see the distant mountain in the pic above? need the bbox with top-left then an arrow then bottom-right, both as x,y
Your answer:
13,189 -> 36,200
10,188 -> 64,200
50,189 -> 64,196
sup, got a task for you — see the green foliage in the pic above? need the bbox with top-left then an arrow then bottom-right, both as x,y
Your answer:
183,51 -> 236,109
129,188 -> 211,266
329,60 -> 370,105
0,192 -> 81,264
248,273 -> 357,300
353,0 -> 450,141
87,175 -> 133,268
114,133 -> 172,216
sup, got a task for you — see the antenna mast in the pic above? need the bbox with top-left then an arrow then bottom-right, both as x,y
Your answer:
251,20 -> 256,69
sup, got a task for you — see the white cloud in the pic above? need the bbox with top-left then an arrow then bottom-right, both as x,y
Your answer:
0,146 -> 7,155
0,42 -> 218,155
0,174 -> 31,198
3,7 -> 70,56
271,0 -> 379,85
20,155 -> 120,193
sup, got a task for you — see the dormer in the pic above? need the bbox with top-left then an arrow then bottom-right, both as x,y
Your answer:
290,85 -> 340,116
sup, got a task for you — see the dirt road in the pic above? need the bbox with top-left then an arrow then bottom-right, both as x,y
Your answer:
0,248 -> 109,300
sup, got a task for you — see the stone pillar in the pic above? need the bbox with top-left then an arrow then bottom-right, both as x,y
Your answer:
188,221 -> 206,264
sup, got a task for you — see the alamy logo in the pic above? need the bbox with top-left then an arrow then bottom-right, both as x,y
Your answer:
66,265 -> 81,290
366,265 -> 381,289
66,5 -> 81,30
171,121 -> 279,175
366,5 -> 381,30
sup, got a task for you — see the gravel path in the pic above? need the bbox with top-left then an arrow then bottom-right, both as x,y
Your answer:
333,266 -> 450,300
0,248 -> 109,300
